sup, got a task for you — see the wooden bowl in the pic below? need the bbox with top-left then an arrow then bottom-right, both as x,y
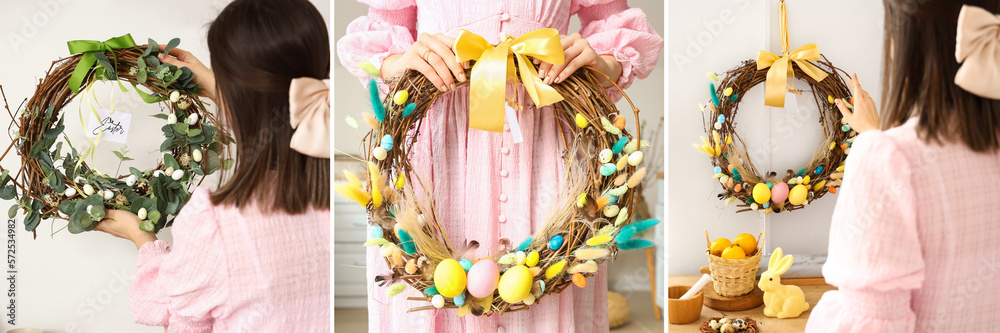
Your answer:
668,285 -> 704,324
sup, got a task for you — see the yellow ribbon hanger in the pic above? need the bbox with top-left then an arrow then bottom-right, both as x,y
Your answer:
453,29 -> 566,132
756,0 -> 828,108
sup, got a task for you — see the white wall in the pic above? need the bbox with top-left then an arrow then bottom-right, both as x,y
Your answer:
332,0 -> 665,303
0,1 -> 329,331
667,0 -> 884,274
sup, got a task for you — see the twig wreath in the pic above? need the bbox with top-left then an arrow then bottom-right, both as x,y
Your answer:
0,34 -> 232,237
692,1 -> 857,214
337,29 -> 659,316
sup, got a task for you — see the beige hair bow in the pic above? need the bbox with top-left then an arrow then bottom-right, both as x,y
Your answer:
288,77 -> 330,158
955,5 -> 1000,100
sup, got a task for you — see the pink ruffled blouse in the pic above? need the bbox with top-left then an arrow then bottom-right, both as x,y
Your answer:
128,188 -> 331,332
806,118 -> 1000,332
337,1 -> 662,332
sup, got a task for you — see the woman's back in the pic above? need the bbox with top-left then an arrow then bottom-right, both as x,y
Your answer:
809,117 -> 1000,332
129,188 -> 330,332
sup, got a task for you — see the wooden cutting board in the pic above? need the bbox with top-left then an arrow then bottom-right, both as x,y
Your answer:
702,281 -> 764,311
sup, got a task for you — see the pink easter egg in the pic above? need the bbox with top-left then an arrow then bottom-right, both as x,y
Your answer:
466,259 -> 500,298
771,182 -> 790,203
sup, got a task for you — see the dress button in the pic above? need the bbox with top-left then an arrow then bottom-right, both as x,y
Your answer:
499,215 -> 507,223
503,123 -> 510,131
500,13 -> 510,21
499,194 -> 508,202
500,147 -> 510,155
500,170 -> 509,177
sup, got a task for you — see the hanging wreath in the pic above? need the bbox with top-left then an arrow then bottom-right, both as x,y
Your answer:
692,1 -> 856,214
0,34 -> 233,237
337,29 -> 659,316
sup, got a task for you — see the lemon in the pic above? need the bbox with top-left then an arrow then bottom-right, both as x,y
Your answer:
709,238 -> 732,256
734,233 -> 757,256
721,245 -> 747,259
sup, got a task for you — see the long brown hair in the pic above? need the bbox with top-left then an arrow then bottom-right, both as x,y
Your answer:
881,0 -> 1000,152
207,0 -> 330,213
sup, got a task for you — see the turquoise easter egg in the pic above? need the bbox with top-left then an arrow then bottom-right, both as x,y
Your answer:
815,166 -> 824,174
600,163 -> 616,176
381,134 -> 394,151
454,292 -> 467,307
369,225 -> 383,239
717,114 -> 726,124
548,235 -> 564,250
459,259 -> 473,272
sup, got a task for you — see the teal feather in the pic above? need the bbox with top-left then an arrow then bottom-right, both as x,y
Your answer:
710,83 -> 720,107
627,219 -> 660,234
614,228 -> 637,244
369,78 -> 386,122
730,93 -> 739,103
402,103 -> 416,117
516,236 -> 534,252
618,239 -> 654,250
611,137 -> 629,154
397,229 -> 416,255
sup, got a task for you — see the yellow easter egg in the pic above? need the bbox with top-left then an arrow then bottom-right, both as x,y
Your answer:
752,183 -> 771,204
433,259 -> 467,298
788,184 -> 809,205
575,113 -> 588,128
724,87 -> 733,96
526,251 -> 540,267
498,265 -> 533,303
393,90 -> 409,105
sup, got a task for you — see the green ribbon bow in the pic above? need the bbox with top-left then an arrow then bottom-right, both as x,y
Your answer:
66,34 -> 136,93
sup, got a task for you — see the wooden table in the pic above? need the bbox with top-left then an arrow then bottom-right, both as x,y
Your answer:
668,275 -> 836,332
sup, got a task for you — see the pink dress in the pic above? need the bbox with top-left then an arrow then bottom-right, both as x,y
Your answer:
337,1 -> 662,332
128,187 -> 331,332
805,118 -> 1000,332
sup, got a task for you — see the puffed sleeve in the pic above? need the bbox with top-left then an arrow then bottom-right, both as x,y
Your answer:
804,131 -> 923,333
572,0 -> 663,101
128,188 -> 228,332
336,0 -> 417,85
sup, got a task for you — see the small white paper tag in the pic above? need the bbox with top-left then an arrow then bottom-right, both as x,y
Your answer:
783,91 -> 799,115
86,108 -> 131,144
505,103 -> 524,144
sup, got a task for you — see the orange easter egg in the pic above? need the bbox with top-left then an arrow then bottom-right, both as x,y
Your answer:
572,273 -> 587,288
613,115 -> 626,130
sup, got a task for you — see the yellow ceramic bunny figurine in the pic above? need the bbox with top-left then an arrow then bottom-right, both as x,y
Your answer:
758,247 -> 809,318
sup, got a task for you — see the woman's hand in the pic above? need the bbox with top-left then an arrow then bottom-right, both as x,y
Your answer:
157,45 -> 217,102
536,33 -> 622,87
95,210 -> 157,250
381,33 -> 466,92
836,73 -> 880,133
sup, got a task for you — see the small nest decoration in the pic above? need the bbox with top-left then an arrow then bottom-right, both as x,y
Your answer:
699,316 -> 759,333
1,37 -> 232,237
695,56 -> 857,214
338,58 -> 658,316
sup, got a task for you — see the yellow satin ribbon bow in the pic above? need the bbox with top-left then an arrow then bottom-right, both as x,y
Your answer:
756,1 -> 828,108
453,28 -> 565,132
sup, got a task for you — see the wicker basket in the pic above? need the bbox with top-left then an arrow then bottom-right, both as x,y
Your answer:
705,231 -> 765,297
698,317 -> 759,333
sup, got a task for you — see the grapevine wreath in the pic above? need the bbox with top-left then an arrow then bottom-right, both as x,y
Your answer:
337,29 -> 659,316
692,1 -> 857,214
0,34 -> 232,237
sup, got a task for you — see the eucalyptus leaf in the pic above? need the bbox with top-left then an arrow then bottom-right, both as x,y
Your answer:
187,128 -> 202,137
162,154 -> 181,170
148,210 -> 161,224
152,114 -> 169,120
137,70 -> 147,83
0,185 -> 16,200
222,158 -> 235,171
58,200 -> 75,216
23,211 -> 40,232
7,205 -> 18,219
164,38 -> 180,54
67,211 -> 87,234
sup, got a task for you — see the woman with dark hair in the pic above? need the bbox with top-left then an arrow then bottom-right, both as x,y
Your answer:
94,0 -> 331,330
806,1 -> 1000,332
338,1 -> 661,332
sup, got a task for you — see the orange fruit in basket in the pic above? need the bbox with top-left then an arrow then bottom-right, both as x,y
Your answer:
721,245 -> 747,259
709,238 -> 732,256
734,233 -> 757,256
